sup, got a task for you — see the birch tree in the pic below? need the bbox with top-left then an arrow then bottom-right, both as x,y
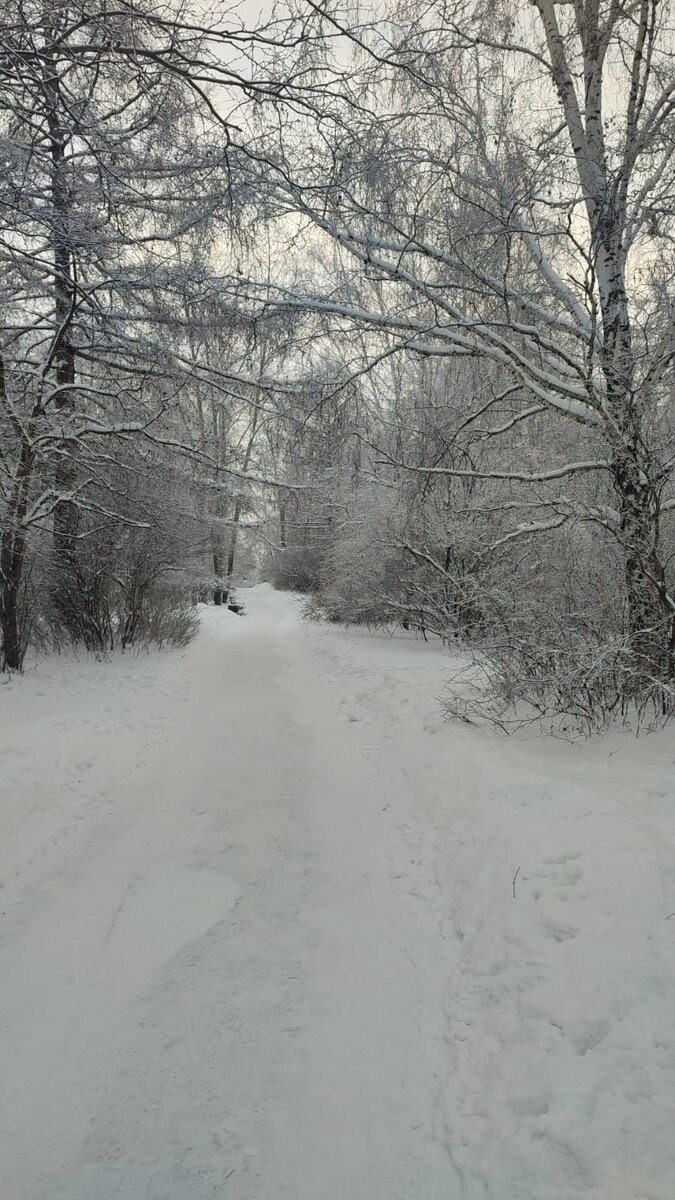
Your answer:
0,0 -> 322,667
249,0 -> 675,714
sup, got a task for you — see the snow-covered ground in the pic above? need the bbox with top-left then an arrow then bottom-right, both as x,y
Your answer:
2,585 -> 675,1199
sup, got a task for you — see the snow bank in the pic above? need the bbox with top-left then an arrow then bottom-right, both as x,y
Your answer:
302,612 -> 675,1199
0,605 -> 242,910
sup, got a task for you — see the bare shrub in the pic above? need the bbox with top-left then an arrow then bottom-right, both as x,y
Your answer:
48,551 -> 115,655
44,527 -> 199,655
443,530 -> 675,736
303,488 -> 474,642
445,625 -> 675,737
268,545 -> 324,593
127,583 -> 199,650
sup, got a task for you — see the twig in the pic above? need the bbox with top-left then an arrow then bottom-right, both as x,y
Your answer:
512,865 -> 521,898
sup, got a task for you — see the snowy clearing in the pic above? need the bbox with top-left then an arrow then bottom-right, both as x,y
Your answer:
2,585 -> 675,1199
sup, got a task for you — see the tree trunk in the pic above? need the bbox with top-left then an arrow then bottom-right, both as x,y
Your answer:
46,54 -> 80,591
594,205 -> 673,683
224,410 -> 258,599
0,537 -> 24,671
213,551 -> 223,605
223,497 -> 243,602
0,443 -> 33,671
612,445 -> 673,682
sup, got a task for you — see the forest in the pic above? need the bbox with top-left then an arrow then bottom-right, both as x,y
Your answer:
1,0 -> 674,734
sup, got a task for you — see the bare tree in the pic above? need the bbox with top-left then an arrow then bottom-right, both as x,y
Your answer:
0,0 -> 323,667
242,0 -> 675,714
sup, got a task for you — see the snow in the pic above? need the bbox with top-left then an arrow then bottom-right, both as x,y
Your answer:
2,584 -> 675,1198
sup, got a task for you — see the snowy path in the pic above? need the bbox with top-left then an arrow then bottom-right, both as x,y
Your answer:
4,586 -> 675,1199
0,587 -> 456,1200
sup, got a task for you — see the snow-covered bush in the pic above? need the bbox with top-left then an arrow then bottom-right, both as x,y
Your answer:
36,454 -> 202,657
123,582 -> 199,650
446,624 -> 675,736
305,485 -> 483,642
267,544 -> 325,593
443,525 -> 675,734
45,535 -> 199,655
